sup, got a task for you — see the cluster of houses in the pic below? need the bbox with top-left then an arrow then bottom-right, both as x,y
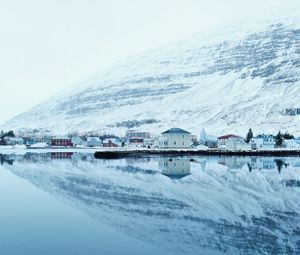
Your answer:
3,127 -> 300,151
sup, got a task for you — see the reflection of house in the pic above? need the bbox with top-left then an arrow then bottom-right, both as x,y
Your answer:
158,128 -> 191,149
250,135 -> 275,150
159,158 -> 191,179
51,152 -> 73,159
51,137 -> 73,147
218,134 -> 250,150
249,157 -> 276,170
218,156 -> 250,170
86,137 -> 102,147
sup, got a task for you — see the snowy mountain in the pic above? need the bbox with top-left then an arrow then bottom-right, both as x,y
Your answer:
3,155 -> 300,254
3,5 -> 300,136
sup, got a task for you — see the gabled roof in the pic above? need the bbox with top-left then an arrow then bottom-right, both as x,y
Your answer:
217,134 -> 241,139
162,128 -> 191,134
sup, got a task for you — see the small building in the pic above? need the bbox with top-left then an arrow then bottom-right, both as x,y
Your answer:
250,135 -> 276,150
3,137 -> 24,146
51,136 -> 73,147
129,138 -> 144,147
217,134 -> 240,149
218,134 -> 251,150
158,128 -> 191,149
103,138 -> 119,147
86,137 -> 102,147
284,138 -> 300,149
71,136 -> 87,147
126,130 -> 151,139
143,138 -> 155,148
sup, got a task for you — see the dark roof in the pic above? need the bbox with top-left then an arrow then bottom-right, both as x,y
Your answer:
217,134 -> 241,139
162,128 -> 191,134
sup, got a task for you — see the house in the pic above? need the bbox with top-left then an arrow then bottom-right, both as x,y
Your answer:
218,134 -> 251,150
86,137 -> 102,147
129,138 -> 144,147
126,130 -> 151,147
126,130 -> 151,139
51,136 -> 73,147
158,128 -> 191,149
250,134 -> 276,150
284,138 -> 300,149
103,138 -> 120,147
143,138 -> 155,148
217,134 -> 240,149
3,137 -> 24,146
71,136 -> 87,147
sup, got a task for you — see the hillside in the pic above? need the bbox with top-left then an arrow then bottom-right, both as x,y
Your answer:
3,6 -> 300,136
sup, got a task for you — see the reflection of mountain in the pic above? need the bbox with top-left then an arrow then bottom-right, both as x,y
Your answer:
3,156 -> 300,255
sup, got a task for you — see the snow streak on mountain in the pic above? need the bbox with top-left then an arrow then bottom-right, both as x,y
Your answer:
3,6 -> 300,135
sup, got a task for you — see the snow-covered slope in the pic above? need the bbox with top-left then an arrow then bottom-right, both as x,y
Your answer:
3,5 -> 300,136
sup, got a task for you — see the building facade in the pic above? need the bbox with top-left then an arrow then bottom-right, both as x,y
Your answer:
103,138 -> 120,147
86,137 -> 102,147
158,128 -> 191,149
250,135 -> 276,150
126,130 -> 151,139
51,137 -> 73,147
218,134 -> 251,150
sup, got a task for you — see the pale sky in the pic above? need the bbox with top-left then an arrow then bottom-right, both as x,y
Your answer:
0,0 -> 293,124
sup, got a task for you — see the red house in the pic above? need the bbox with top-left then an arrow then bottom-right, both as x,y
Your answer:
103,139 -> 118,147
51,136 -> 73,147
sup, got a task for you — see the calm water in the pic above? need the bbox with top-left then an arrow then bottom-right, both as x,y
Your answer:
0,152 -> 300,255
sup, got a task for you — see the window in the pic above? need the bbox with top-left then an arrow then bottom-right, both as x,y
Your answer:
174,141 -> 176,145
182,142 -> 184,145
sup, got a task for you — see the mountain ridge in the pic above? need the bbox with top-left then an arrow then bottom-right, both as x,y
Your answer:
3,6 -> 300,136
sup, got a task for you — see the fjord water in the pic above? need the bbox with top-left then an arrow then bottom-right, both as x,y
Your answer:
0,153 -> 299,255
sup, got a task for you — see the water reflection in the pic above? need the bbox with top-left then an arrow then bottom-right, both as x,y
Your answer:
1,153 -> 300,254
159,158 -> 191,179
217,156 -> 293,173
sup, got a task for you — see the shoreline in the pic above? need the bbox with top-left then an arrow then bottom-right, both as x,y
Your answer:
94,149 -> 300,158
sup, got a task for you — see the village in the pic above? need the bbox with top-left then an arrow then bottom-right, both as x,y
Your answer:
0,127 -> 300,152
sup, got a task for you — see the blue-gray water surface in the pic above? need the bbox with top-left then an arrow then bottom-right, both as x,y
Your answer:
0,152 -> 299,255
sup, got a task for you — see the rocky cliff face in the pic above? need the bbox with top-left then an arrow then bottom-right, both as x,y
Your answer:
3,8 -> 300,136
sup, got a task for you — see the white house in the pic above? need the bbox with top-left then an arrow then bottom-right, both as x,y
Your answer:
218,134 -> 251,150
284,139 -> 300,149
3,137 -> 24,146
250,135 -> 275,150
71,136 -> 87,147
86,137 -> 102,147
158,128 -> 191,149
